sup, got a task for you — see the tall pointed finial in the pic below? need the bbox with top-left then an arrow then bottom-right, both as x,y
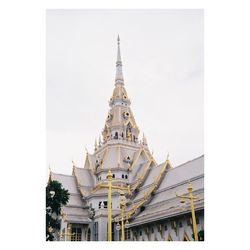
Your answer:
115,35 -> 124,85
94,138 -> 97,151
99,135 -> 102,147
142,133 -> 148,146
48,165 -> 52,182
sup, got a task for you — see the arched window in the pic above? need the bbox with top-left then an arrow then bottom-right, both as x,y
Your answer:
112,174 -> 115,178
125,175 -> 128,179
121,132 -> 124,138
122,174 -> 124,178
114,132 -> 118,139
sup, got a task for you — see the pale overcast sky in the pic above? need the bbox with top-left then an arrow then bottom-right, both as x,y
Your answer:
46,9 -> 203,175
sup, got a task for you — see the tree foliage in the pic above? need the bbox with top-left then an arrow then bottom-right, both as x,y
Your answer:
192,230 -> 205,241
46,180 -> 69,241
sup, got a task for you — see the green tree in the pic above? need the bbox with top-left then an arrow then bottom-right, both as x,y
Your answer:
46,180 -> 69,241
191,230 -> 205,241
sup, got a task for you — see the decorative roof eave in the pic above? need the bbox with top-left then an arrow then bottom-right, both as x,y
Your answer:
130,160 -> 152,193
99,148 -> 108,169
128,145 -> 143,171
127,204 -> 204,228
116,158 -> 170,221
72,163 -> 88,198
129,145 -> 152,171
84,151 -> 96,174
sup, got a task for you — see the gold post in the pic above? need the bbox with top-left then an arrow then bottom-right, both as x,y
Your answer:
67,223 -> 71,241
176,182 -> 199,241
188,183 -> 198,241
107,170 -> 113,241
121,206 -> 125,241
95,169 -> 130,241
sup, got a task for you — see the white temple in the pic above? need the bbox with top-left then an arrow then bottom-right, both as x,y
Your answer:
49,36 -> 204,241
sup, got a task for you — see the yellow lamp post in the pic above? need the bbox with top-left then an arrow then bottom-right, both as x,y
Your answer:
97,169 -> 130,241
176,182 -> 199,241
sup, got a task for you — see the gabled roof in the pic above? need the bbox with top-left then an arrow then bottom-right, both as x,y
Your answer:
63,206 -> 91,224
127,155 -> 204,225
74,167 -> 95,187
50,172 -> 79,194
158,155 -> 204,190
50,172 -> 84,207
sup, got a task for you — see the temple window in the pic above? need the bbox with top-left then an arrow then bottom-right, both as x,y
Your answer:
98,201 -> 108,209
71,227 -> 82,241
122,174 -> 124,178
125,175 -> 128,179
114,132 -> 118,139
104,201 -> 108,208
112,174 -> 115,178
125,228 -> 131,240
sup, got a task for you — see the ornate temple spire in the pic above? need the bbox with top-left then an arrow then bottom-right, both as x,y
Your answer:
115,35 -> 124,85
102,36 -> 140,144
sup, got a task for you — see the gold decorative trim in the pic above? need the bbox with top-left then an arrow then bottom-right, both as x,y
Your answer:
167,233 -> 173,241
124,158 -> 169,220
183,231 -> 190,241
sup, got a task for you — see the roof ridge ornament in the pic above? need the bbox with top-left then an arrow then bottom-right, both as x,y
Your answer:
142,133 -> 148,146
115,35 -> 124,85
94,138 -> 97,151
